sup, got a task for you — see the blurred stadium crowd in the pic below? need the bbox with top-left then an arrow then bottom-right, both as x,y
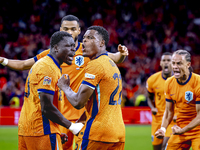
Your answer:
0,0 -> 200,107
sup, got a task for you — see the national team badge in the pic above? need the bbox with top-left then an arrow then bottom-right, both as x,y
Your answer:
43,76 -> 52,85
185,91 -> 193,103
75,55 -> 84,67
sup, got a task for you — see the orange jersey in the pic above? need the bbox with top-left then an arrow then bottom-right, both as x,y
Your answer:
165,72 -> 200,136
35,42 -> 90,120
80,53 -> 125,143
146,71 -> 166,120
18,54 -> 64,136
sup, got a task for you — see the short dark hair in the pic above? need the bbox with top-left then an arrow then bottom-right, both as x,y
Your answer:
61,15 -> 80,26
50,31 -> 72,48
87,26 -> 109,46
162,52 -> 172,56
174,50 -> 191,62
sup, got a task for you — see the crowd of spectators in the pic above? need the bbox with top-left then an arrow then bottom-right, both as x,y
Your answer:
1,0 -> 200,107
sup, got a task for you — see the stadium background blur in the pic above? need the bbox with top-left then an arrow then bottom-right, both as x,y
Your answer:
0,1 -> 198,150
0,0 -> 200,111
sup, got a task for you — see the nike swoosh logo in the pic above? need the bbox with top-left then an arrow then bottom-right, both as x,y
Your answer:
156,87 -> 160,89
170,94 -> 175,96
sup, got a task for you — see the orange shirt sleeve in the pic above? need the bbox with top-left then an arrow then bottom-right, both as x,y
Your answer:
34,49 -> 50,62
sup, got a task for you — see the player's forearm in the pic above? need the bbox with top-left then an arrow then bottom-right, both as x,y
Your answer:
62,87 -> 84,109
147,98 -> 155,109
43,104 -> 72,129
161,110 -> 174,129
181,114 -> 200,133
1,58 -> 35,71
108,52 -> 126,64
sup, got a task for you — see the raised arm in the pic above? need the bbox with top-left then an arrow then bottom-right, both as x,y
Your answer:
107,44 -> 128,64
0,57 -> 35,71
40,91 -> 83,135
172,104 -> 200,135
57,74 -> 94,109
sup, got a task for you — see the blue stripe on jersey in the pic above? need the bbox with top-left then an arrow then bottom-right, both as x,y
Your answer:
34,56 -> 38,62
76,42 -> 80,51
196,101 -> 200,104
49,133 -> 56,150
47,54 -> 61,70
83,90 -> 99,140
81,139 -> 89,150
82,80 -> 96,89
42,114 -> 51,135
96,52 -> 108,59
166,98 -> 173,102
38,89 -> 55,95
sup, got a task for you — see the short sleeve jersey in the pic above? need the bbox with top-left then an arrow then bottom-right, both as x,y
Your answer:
35,42 -> 90,120
165,72 -> 200,135
80,53 -> 125,142
18,54 -> 63,136
146,71 -> 167,121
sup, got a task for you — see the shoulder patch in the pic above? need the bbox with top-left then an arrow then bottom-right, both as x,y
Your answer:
85,73 -> 95,79
43,76 -> 52,85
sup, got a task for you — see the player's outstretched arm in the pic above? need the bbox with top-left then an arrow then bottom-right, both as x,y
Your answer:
173,104 -> 200,134
40,92 -> 83,135
107,44 -> 129,64
0,57 -> 35,71
57,74 -> 94,109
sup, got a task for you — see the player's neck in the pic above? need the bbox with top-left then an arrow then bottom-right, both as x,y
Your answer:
162,72 -> 172,79
177,71 -> 190,83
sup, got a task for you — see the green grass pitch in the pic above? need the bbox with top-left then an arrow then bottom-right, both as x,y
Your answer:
0,125 -> 193,150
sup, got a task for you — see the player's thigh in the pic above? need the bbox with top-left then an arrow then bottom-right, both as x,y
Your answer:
191,137 -> 200,150
81,139 -> 124,150
161,137 -> 169,150
151,120 -> 163,145
20,134 -> 63,150
166,135 -> 191,150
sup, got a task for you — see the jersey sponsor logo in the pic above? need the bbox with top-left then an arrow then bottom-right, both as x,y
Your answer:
75,55 -> 84,67
43,76 -> 52,85
85,73 -> 95,79
185,91 -> 193,103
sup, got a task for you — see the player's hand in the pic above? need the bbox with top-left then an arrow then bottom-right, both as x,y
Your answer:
57,74 -> 70,90
117,44 -> 129,56
173,115 -> 177,123
61,133 -> 68,144
155,129 -> 165,139
151,107 -> 158,115
172,125 -> 184,135
0,57 -> 4,63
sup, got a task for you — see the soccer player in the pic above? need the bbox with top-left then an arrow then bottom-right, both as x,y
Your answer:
18,31 -> 84,150
57,26 -> 125,150
0,15 -> 128,150
155,50 -> 200,150
146,52 -> 176,150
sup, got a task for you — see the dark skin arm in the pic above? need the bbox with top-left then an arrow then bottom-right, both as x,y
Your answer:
147,92 -> 158,115
57,74 -> 94,109
40,92 -> 72,129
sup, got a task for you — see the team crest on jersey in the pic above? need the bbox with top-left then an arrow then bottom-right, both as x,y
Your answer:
43,76 -> 52,85
75,55 -> 84,67
185,91 -> 193,103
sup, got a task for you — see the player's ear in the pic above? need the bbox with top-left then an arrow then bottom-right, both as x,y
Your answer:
100,40 -> 105,47
78,27 -> 81,35
54,45 -> 59,53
